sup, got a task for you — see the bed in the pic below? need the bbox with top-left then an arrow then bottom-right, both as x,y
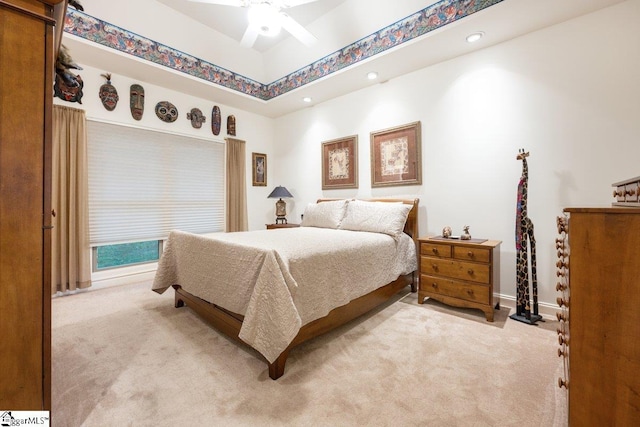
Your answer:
152,198 -> 419,379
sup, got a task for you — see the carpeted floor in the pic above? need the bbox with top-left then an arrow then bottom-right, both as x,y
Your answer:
52,282 -> 567,426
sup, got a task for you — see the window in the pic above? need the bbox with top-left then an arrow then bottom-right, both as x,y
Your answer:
87,120 -> 225,270
93,240 -> 162,270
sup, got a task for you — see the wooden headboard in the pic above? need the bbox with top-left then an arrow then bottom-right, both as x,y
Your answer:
316,198 -> 420,240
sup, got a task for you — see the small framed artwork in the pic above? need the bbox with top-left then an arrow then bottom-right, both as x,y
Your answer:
370,121 -> 422,187
252,152 -> 267,186
322,135 -> 358,190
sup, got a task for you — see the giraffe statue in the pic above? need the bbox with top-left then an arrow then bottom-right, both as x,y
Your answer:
511,149 -> 541,324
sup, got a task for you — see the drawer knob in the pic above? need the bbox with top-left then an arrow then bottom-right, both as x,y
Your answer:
466,251 -> 474,258
556,260 -> 569,269
558,335 -> 569,346
557,348 -> 567,358
467,269 -> 474,275
431,282 -> 438,289
556,270 -> 566,277
558,378 -> 568,389
466,289 -> 474,296
432,264 -> 438,271
613,189 -> 623,198
431,248 -> 439,254
556,312 -> 567,322
557,297 -> 569,308
555,282 -> 567,292
625,188 -> 636,196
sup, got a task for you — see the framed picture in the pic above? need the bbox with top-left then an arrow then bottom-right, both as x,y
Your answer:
252,152 -> 267,186
322,135 -> 358,190
370,121 -> 422,187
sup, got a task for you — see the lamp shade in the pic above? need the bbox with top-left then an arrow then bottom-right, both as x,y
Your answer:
268,186 -> 293,199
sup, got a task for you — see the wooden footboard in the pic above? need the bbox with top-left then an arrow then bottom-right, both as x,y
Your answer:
172,271 -> 415,379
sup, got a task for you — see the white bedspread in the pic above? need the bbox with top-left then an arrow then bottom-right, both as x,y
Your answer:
152,227 -> 417,363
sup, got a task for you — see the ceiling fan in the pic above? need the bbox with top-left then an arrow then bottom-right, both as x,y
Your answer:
188,0 -> 320,48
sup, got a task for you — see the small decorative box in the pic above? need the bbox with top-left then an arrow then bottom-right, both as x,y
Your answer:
612,176 -> 640,207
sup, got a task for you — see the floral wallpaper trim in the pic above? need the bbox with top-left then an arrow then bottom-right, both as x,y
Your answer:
64,0 -> 503,101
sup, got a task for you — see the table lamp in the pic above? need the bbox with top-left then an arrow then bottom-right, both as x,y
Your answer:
268,186 -> 293,224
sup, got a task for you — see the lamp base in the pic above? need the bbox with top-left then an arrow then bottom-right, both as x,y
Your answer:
275,216 -> 288,224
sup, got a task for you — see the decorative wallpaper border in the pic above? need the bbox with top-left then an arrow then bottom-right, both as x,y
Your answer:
64,0 -> 503,101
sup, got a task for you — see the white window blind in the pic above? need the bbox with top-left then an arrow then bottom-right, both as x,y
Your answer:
87,120 -> 225,246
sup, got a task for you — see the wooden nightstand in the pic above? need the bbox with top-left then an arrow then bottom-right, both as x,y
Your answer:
266,223 -> 300,230
417,236 -> 501,321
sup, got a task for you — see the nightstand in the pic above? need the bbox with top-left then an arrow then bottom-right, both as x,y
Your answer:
266,223 -> 300,230
417,236 -> 501,321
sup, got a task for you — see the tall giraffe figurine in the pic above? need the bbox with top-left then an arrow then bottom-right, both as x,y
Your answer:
510,149 -> 542,325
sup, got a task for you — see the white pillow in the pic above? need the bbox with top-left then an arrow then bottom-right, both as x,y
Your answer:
339,200 -> 412,237
301,200 -> 348,229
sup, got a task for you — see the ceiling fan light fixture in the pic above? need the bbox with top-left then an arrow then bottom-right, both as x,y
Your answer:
248,3 -> 282,37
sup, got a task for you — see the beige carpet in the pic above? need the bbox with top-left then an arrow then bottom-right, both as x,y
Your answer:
52,281 -> 567,426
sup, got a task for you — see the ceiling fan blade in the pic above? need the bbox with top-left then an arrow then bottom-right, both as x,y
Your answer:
280,12 -> 317,46
187,0 -> 245,6
280,0 -> 321,7
240,25 -> 260,48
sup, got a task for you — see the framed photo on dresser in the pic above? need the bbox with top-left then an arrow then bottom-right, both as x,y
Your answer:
322,135 -> 358,190
370,121 -> 422,187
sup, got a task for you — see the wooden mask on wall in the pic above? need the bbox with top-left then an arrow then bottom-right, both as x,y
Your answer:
155,101 -> 178,123
227,114 -> 236,136
54,73 -> 84,104
129,84 -> 145,120
99,73 -> 119,111
187,108 -> 206,128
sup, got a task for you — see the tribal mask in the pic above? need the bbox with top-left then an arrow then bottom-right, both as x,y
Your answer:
155,101 -> 178,123
129,84 -> 145,120
99,73 -> 119,111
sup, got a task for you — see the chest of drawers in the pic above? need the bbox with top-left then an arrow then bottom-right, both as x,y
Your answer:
417,237 -> 501,321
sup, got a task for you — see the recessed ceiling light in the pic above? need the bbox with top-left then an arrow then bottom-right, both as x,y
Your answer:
302,97 -> 312,103
367,71 -> 378,80
466,32 -> 484,43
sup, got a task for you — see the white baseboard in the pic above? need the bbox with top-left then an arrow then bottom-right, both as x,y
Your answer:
89,270 -> 156,290
498,294 -> 559,320
52,266 -> 157,298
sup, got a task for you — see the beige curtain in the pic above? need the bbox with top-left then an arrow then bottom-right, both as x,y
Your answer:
225,137 -> 248,232
52,105 -> 91,293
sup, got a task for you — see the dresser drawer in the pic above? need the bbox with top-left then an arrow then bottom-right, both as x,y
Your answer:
421,274 -> 490,304
420,257 -> 491,284
453,246 -> 491,263
420,242 -> 451,258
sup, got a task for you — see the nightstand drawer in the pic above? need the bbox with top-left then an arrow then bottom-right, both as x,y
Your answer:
421,275 -> 490,304
420,257 -> 490,284
420,242 -> 452,258
453,246 -> 491,263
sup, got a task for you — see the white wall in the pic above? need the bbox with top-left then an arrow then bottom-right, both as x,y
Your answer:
272,1 -> 640,309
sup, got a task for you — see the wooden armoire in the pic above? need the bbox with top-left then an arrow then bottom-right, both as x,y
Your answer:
556,207 -> 640,425
0,0 -> 66,410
